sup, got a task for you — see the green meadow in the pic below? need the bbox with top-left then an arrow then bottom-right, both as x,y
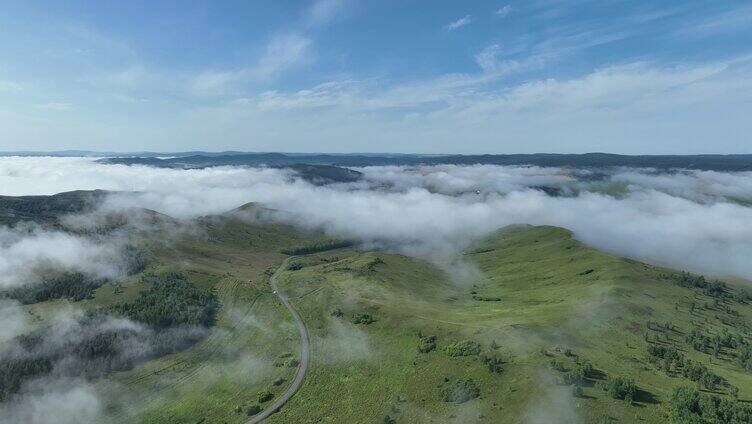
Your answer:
15,214 -> 752,423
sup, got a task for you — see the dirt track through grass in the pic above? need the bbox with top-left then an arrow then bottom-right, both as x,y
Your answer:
248,257 -> 310,423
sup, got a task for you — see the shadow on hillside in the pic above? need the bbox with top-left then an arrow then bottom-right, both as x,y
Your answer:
634,388 -> 659,405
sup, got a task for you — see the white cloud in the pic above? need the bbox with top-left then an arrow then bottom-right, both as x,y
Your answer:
496,5 -> 512,18
0,299 -> 28,342
0,379 -> 106,424
0,226 -> 129,289
444,15 -> 473,31
674,4 -> 752,37
307,0 -> 348,28
473,43 -> 551,74
37,102 -> 74,111
4,157 -> 752,281
189,33 -> 312,96
190,69 -> 244,97
255,33 -> 313,78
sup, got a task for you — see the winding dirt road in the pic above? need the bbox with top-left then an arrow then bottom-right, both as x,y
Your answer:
247,258 -> 310,423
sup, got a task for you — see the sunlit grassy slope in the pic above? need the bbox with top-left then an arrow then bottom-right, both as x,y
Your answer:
105,214 -> 339,424
266,225 -> 752,423
21,215 -> 752,423
19,212 -> 331,424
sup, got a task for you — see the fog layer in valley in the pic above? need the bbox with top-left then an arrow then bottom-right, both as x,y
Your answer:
2,156 -> 751,281
1,156 -> 752,423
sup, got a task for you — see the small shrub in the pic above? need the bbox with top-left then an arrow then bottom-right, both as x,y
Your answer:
258,391 -> 273,403
287,262 -> 302,271
330,308 -> 344,317
352,313 -> 375,325
441,378 -> 480,403
549,360 -> 566,372
573,386 -> 584,398
472,295 -> 501,301
562,367 -> 586,386
418,336 -> 437,353
444,340 -> 481,357
481,354 -> 503,374
244,404 -> 262,416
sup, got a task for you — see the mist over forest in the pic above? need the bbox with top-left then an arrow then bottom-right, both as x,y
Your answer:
2,155 -> 752,424
3,156 -> 752,279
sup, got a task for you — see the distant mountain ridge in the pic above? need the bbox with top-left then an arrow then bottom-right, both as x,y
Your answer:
94,152 -> 752,171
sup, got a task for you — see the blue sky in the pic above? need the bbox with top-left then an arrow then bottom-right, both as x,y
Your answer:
1,0 -> 751,154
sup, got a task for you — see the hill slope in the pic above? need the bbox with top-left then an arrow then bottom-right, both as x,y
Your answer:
264,225 -> 752,423
8,215 -> 752,423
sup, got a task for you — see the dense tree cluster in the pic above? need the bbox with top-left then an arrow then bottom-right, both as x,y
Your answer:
0,190 -> 105,226
109,272 -> 219,328
685,328 -> 745,358
280,240 -> 354,255
603,377 -> 637,402
0,318 -> 152,401
444,340 -> 481,357
0,357 -> 53,401
682,361 -> 723,391
562,362 -> 594,386
4,271 -> 103,304
0,272 -> 217,400
669,272 -> 730,300
1,244 -> 147,304
646,342 -> 724,390
648,344 -> 685,374
669,386 -> 752,424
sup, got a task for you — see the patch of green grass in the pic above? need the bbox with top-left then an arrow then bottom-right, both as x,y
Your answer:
18,217 -> 752,424
262,225 -> 752,423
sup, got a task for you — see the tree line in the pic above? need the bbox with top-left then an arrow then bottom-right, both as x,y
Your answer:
0,271 -> 217,401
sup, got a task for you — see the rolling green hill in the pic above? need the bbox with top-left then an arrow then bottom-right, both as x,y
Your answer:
8,211 -> 752,423
263,225 -> 752,423
0,190 -> 108,226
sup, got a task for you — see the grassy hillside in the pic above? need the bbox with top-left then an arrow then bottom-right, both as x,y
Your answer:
103,215 -> 337,423
264,225 -> 752,423
11,215 -> 752,423
0,190 -> 107,226
9,213 -> 334,423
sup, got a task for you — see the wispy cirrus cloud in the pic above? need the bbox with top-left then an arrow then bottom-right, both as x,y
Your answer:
306,0 -> 349,28
444,15 -> 473,31
496,5 -> 512,18
37,102 -> 74,111
188,0 -> 346,97
673,3 -> 752,38
189,33 -> 312,97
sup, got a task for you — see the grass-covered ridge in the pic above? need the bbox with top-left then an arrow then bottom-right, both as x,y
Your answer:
8,213 -> 752,423
262,225 -> 752,423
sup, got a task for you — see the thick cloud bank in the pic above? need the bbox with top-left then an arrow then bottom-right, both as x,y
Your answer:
2,157 -> 752,280
0,227 -> 128,289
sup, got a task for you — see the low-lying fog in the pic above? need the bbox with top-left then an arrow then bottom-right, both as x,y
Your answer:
2,156 -> 751,281
2,156 -> 752,423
